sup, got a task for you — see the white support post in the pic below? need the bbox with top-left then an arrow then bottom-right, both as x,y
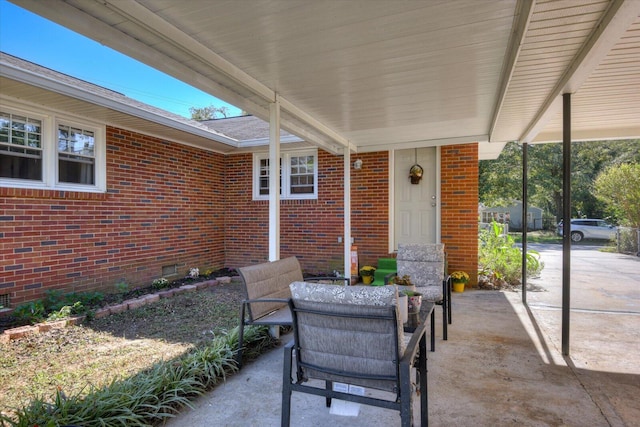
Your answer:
344,148 -> 352,279
269,97 -> 281,261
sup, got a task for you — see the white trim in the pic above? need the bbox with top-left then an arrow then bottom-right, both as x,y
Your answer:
388,147 -> 442,251
253,148 -> 318,201
388,150 -> 395,254
488,0 -> 534,142
519,0 -> 640,143
343,149 -> 351,278
436,146 -> 442,244
269,100 -> 280,262
356,135 -> 488,153
0,101 -> 106,193
0,60 -> 239,147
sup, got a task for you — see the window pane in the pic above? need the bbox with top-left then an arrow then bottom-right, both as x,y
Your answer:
58,123 -> 95,184
0,111 -> 42,180
59,155 -> 95,185
257,157 -> 283,196
259,158 -> 269,195
289,155 -> 314,194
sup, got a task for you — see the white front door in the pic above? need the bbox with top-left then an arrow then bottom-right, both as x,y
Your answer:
393,147 -> 437,250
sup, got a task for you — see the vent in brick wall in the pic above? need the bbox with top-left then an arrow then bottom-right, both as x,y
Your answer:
162,264 -> 178,277
0,294 -> 9,310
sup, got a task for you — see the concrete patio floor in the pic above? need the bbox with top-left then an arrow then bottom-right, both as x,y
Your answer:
165,245 -> 639,426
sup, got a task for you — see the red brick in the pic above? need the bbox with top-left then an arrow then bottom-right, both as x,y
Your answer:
2,124 -> 481,304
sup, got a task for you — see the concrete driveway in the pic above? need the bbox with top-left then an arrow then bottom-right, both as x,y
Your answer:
525,243 -> 640,425
526,243 -> 639,313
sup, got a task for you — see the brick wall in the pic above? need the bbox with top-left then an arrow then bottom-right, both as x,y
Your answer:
0,126 -> 226,306
224,150 -> 390,275
441,143 -> 479,285
1,134 -> 479,308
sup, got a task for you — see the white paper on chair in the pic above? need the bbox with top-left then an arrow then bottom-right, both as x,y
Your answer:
329,383 -> 365,416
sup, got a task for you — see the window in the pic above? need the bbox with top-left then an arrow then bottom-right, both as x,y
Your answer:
0,104 -> 105,192
254,150 -> 317,200
57,123 -> 95,185
0,111 -> 43,180
482,211 -> 510,224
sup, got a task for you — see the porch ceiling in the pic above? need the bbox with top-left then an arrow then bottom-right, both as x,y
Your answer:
8,0 -> 640,159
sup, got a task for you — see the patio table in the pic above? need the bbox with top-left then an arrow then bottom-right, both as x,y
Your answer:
405,301 -> 436,352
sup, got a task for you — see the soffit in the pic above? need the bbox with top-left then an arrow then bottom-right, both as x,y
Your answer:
7,0 -> 640,159
533,15 -> 640,143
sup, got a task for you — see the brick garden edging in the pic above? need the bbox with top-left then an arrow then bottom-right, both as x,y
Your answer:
0,277 -> 233,343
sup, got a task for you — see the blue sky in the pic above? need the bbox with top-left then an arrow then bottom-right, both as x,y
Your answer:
0,0 -> 241,118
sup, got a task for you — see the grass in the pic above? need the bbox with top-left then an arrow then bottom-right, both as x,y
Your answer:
511,230 -> 562,244
0,280 -> 270,423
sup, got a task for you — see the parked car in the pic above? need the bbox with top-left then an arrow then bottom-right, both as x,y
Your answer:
557,219 -> 617,242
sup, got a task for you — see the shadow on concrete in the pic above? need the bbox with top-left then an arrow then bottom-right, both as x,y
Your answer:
164,289 -> 639,426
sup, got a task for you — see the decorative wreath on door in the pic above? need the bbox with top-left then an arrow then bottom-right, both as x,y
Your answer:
409,148 -> 424,184
409,164 -> 423,184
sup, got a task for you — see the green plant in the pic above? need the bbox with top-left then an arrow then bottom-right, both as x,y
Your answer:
391,275 -> 413,286
1,326 -> 275,427
13,291 -> 103,325
402,290 -> 422,297
479,221 -> 544,286
46,302 -> 83,322
152,277 -> 170,290
114,281 -> 129,293
43,290 -> 103,314
13,300 -> 46,324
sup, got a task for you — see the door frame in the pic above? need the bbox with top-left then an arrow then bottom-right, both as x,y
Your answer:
388,147 -> 442,253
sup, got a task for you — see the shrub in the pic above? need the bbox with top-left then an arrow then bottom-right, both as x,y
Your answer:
13,300 -> 46,324
151,277 -> 170,290
479,221 -> 544,286
1,326 -> 275,426
12,291 -> 103,325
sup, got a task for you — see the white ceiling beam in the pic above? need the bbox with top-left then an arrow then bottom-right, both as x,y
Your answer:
533,126 -> 640,144
519,0 -> 640,143
356,134 -> 488,153
278,97 -> 350,148
489,0 -> 535,143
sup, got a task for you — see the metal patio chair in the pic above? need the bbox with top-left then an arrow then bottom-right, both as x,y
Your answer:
282,282 -> 429,426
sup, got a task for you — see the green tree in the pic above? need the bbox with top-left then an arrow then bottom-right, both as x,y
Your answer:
478,142 -> 522,207
528,143 -> 563,219
594,163 -> 640,227
189,105 -> 230,120
480,139 -> 640,224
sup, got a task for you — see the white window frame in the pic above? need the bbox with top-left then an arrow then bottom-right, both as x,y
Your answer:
253,149 -> 318,200
0,103 -> 106,193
